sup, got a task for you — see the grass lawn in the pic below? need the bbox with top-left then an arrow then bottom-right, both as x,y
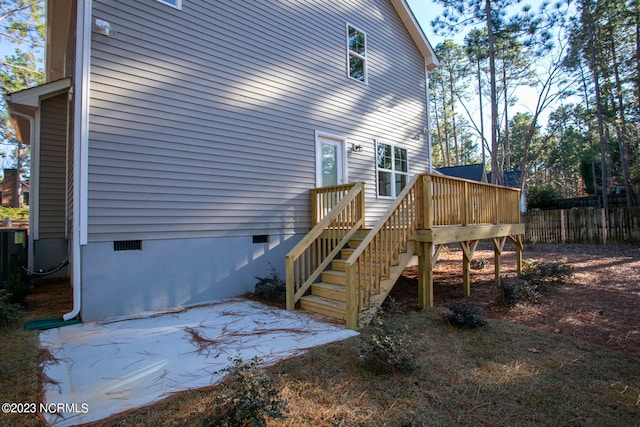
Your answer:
2,307 -> 638,426
1,246 -> 639,426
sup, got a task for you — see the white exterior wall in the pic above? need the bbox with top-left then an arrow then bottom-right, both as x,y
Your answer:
80,234 -> 301,321
80,0 -> 431,320
35,93 -> 70,275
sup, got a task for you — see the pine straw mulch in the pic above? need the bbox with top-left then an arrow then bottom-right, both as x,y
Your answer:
388,242 -> 640,359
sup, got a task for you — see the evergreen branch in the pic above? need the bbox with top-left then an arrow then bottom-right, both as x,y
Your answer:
0,60 -> 44,75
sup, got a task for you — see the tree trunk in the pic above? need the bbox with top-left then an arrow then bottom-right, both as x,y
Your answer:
14,143 -> 22,208
586,6 -> 609,208
579,63 -> 599,197
433,97 -> 447,166
610,38 -> 634,207
476,60 -> 486,167
440,95 -> 451,166
502,60 -> 511,171
449,71 -> 460,165
486,0 -> 500,184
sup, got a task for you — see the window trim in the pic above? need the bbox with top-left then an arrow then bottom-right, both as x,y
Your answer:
375,140 -> 409,199
346,23 -> 368,84
155,0 -> 182,9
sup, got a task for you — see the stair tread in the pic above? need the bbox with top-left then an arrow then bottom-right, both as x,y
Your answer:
312,282 -> 346,290
301,294 -> 346,309
324,269 -> 345,276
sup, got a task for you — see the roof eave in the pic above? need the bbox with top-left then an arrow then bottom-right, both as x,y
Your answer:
4,78 -> 71,108
389,0 -> 440,70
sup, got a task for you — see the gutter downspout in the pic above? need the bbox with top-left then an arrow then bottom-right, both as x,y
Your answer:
64,0 -> 92,321
3,104 -> 36,272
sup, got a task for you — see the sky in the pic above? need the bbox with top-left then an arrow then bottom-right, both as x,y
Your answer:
407,0 -> 561,138
406,0 -> 446,43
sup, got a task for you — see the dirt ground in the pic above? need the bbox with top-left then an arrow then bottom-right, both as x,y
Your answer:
24,243 -> 640,359
388,242 -> 640,358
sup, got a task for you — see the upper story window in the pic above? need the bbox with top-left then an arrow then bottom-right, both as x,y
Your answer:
376,141 -> 408,198
156,0 -> 182,9
347,24 -> 367,83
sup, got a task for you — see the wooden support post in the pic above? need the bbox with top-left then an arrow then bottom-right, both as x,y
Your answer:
418,241 -> 434,308
345,265 -> 358,329
285,256 -> 295,311
506,234 -> 524,276
311,191 -> 318,226
459,240 -> 478,297
358,182 -> 366,226
462,248 -> 471,296
514,235 -> 523,276
493,237 -> 506,285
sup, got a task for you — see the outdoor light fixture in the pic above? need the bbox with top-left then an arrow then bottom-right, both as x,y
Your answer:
351,144 -> 363,153
93,19 -> 116,36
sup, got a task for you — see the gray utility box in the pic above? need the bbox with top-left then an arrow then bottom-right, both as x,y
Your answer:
0,228 -> 28,288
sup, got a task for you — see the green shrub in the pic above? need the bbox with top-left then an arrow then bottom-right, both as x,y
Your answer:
254,267 -> 286,303
498,278 -> 542,307
0,290 -> 23,327
0,207 -> 29,220
2,255 -> 31,305
444,301 -> 486,328
499,260 -> 573,307
358,311 -> 417,375
527,184 -> 558,210
204,357 -> 287,427
523,260 -> 573,288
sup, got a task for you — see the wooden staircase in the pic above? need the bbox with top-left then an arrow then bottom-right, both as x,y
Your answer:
299,229 -> 416,323
287,174 -> 524,329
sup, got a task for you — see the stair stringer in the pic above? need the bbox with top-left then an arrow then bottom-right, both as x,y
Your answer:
357,240 -> 416,327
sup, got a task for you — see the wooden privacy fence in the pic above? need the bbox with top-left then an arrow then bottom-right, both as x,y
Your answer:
524,207 -> 640,244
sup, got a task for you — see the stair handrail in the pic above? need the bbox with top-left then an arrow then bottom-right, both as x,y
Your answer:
343,175 -> 420,328
286,182 -> 365,311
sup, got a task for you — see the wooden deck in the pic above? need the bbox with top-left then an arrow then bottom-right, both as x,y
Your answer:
286,173 -> 524,329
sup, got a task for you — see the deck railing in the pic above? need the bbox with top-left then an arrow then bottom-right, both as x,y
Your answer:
342,173 -> 521,328
288,173 -> 522,328
311,183 -> 361,226
343,175 -> 420,328
426,174 -> 521,226
286,182 -> 365,310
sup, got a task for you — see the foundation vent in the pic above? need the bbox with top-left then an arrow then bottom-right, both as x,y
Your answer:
252,235 -> 269,244
114,240 -> 142,251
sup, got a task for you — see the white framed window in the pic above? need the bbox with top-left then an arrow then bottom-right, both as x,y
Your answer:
376,141 -> 408,198
155,0 -> 182,9
346,24 -> 367,83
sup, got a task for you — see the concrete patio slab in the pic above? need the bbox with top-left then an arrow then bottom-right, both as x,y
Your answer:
38,298 -> 358,426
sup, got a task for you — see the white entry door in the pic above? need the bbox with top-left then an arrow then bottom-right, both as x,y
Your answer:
316,133 -> 346,187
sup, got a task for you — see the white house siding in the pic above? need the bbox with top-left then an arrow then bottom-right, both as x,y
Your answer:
39,93 -> 68,238
35,92 -> 70,272
80,0 -> 430,319
88,0 -> 428,240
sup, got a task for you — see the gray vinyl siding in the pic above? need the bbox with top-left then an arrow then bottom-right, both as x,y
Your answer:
39,93 -> 68,239
87,0 -> 429,242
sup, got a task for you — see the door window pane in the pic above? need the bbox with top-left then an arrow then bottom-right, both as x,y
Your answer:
321,143 -> 338,186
